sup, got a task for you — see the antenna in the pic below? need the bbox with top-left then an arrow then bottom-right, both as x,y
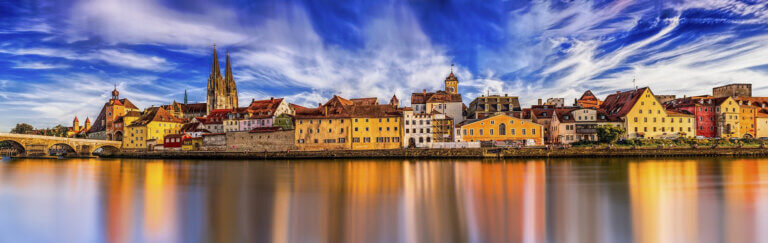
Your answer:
633,77 -> 637,90
451,63 -> 454,73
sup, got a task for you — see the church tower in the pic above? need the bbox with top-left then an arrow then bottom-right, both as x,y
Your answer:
224,51 -> 238,109
445,64 -> 458,94
207,45 -> 238,114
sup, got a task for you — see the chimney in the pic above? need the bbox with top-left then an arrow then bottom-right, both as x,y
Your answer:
423,89 -> 426,95
504,93 -> 507,97
271,97 -> 274,101
318,103 -> 322,108
538,99 -> 542,106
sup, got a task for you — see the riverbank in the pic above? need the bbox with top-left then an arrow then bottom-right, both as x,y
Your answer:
98,147 -> 768,160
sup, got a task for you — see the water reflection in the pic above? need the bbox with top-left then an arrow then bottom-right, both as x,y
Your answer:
0,158 -> 767,243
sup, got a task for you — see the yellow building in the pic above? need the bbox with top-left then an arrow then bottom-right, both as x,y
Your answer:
457,114 -> 544,145
739,104 -> 757,138
350,105 -> 402,150
601,87 -> 694,139
756,111 -> 768,139
293,96 -> 352,151
182,137 -> 202,151
715,97 -> 740,138
123,107 -> 184,150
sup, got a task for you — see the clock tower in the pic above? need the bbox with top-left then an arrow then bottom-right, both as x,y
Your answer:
445,64 -> 458,94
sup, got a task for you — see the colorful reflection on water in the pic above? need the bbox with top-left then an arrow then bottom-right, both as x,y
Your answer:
0,158 -> 767,243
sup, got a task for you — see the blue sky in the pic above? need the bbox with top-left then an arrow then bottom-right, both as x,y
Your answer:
1,0 -> 768,131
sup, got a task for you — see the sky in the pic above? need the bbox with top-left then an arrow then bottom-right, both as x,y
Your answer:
1,0 -> 768,131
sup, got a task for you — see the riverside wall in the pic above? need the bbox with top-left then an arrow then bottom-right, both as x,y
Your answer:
100,147 -> 768,160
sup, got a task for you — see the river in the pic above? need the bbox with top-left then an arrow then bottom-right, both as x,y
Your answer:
0,157 -> 767,243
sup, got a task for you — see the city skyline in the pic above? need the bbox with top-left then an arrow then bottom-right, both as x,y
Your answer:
2,0 -> 768,131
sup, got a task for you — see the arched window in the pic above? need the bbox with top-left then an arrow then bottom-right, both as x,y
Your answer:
499,123 -> 506,135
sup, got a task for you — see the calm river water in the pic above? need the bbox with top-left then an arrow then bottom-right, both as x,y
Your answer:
0,157 -> 767,243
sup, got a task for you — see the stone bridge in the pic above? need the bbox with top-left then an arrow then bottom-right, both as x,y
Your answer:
0,133 -> 121,157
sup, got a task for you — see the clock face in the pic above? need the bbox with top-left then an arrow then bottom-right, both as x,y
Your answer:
448,87 -> 455,92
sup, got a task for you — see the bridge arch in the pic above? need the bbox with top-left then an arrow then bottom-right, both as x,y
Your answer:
0,139 -> 26,155
48,143 -> 77,156
93,145 -> 120,156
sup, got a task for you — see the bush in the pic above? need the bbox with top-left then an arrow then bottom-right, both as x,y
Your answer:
597,125 -> 625,144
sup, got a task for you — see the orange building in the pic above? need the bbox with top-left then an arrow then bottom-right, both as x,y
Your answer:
457,114 -> 544,146
575,90 -> 602,108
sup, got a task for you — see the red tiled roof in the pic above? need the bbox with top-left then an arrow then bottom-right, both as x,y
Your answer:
411,91 -> 462,104
600,87 -> 650,120
128,107 -> 183,127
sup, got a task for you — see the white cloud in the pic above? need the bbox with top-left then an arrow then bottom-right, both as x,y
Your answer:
12,62 -> 70,70
66,0 -> 248,46
0,47 -> 172,71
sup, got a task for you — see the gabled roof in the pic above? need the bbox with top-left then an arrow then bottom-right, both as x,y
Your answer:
88,106 -> 107,133
350,97 -> 378,106
411,90 -> 462,104
579,90 -> 598,100
600,87 -> 650,119
120,98 -> 139,110
128,107 -> 183,127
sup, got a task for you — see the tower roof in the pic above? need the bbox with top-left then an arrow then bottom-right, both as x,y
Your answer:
73,116 -> 79,122
224,50 -> 237,92
211,44 -> 222,78
85,117 -> 90,123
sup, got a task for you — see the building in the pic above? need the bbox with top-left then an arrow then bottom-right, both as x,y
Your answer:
739,102 -> 757,138
456,114 -> 544,146
226,127 -> 297,152
163,134 -> 184,150
664,96 -> 718,138
182,137 -> 202,151
544,98 -> 565,107
66,117 -> 89,138
715,97 -> 740,138
403,109 -> 433,148
550,108 -> 616,144
528,105 -> 559,144
757,111 -> 768,138
432,113 -> 454,143
240,98 -> 294,131
601,87 -> 694,139
206,45 -> 238,114
293,97 -> 353,151
88,87 -> 141,141
466,94 -> 521,119
123,107 -> 184,150
410,70 -> 465,124
163,101 -> 207,120
574,90 -> 602,108
348,101 -> 403,150
713,83 -> 751,98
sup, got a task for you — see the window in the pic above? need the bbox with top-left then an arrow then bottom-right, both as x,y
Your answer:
364,137 -> 371,143
511,129 -> 516,135
490,129 -> 494,135
522,129 -> 526,135
532,128 -> 536,135
499,123 -> 506,135
355,127 -> 358,132
353,137 -> 360,143
479,129 -> 484,135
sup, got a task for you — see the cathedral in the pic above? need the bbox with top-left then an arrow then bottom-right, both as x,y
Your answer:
207,45 -> 239,114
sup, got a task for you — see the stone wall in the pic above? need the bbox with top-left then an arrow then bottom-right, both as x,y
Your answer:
226,130 -> 297,152
105,147 -> 768,160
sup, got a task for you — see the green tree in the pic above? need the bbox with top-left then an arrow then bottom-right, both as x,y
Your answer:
10,123 -> 34,134
51,125 -> 68,137
597,125 -> 625,144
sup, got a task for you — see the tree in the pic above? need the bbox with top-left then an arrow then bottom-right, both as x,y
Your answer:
51,125 -> 68,137
597,125 -> 625,144
10,123 -> 34,134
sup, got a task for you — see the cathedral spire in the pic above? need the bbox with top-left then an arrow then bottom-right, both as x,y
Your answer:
184,89 -> 188,104
225,50 -> 233,89
211,44 -> 222,78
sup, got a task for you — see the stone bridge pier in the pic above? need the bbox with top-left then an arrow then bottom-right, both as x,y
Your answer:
0,133 -> 122,157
